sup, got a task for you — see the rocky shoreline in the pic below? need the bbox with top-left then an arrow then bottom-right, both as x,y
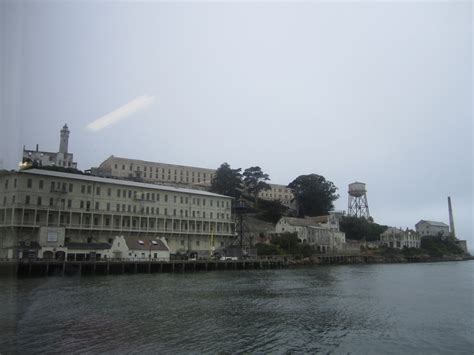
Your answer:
287,254 -> 473,267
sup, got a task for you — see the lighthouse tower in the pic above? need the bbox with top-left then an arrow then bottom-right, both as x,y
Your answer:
59,124 -> 70,154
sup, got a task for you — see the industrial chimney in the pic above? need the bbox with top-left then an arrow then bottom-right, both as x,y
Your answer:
447,196 -> 456,239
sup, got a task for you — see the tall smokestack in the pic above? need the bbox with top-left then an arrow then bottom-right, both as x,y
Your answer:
448,196 -> 456,239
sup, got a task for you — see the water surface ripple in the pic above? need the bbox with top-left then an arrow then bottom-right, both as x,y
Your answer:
1,261 -> 473,354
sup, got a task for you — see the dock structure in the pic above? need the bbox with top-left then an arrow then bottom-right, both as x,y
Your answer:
1,254 -> 420,277
11,257 -> 289,277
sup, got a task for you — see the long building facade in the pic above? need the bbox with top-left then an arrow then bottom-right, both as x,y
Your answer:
91,155 -> 295,207
0,169 -> 235,260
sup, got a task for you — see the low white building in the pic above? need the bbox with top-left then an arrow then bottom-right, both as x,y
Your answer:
380,227 -> 421,249
275,215 -> 346,253
110,235 -> 170,261
415,220 -> 450,237
10,233 -> 170,262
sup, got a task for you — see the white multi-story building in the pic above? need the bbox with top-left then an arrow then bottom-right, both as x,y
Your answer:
380,227 -> 421,249
415,220 -> 450,237
275,214 -> 346,253
91,155 -> 216,189
22,124 -> 78,169
0,169 -> 234,260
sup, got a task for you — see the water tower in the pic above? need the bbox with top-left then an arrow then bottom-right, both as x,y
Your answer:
348,182 -> 370,219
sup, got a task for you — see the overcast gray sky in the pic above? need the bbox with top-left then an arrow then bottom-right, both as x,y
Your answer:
1,1 -> 472,249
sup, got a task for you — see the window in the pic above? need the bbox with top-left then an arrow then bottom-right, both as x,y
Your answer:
87,185 -> 92,194
164,195 -> 168,202
39,180 -> 43,189
47,231 -> 58,242
173,196 -> 177,203
25,195 -> 30,204
95,202 -> 99,210
4,179 -> 8,189
196,240 -> 200,247
49,198 -> 54,207
116,204 -> 120,212
107,188 -> 111,196
122,164 -> 125,170
68,200 -> 72,208
81,185 -> 85,193
37,197 -> 42,206
117,189 -> 121,198
27,179 -> 32,188
107,203 -> 110,211
14,179 -> 17,188
180,240 -> 185,246
96,187 -> 100,195
80,201 -> 84,209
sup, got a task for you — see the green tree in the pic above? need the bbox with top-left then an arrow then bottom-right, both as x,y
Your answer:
270,232 -> 315,257
339,216 -> 388,241
243,166 -> 271,208
288,174 -> 339,217
210,163 -> 242,198
256,198 -> 288,224
256,243 -> 284,256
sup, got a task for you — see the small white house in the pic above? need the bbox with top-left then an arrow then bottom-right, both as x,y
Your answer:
122,236 -> 170,261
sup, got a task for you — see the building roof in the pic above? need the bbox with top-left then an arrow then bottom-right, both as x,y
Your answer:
19,169 -> 232,199
65,242 -> 111,250
416,220 -> 449,228
125,237 -> 169,251
381,227 -> 405,236
280,217 -> 324,227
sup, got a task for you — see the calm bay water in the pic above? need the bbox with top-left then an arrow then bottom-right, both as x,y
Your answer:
1,261 -> 473,354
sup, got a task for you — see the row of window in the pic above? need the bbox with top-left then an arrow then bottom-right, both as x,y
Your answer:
17,213 -> 231,233
14,178 -> 230,208
113,163 -> 214,178
7,195 -> 231,220
133,171 -> 207,184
